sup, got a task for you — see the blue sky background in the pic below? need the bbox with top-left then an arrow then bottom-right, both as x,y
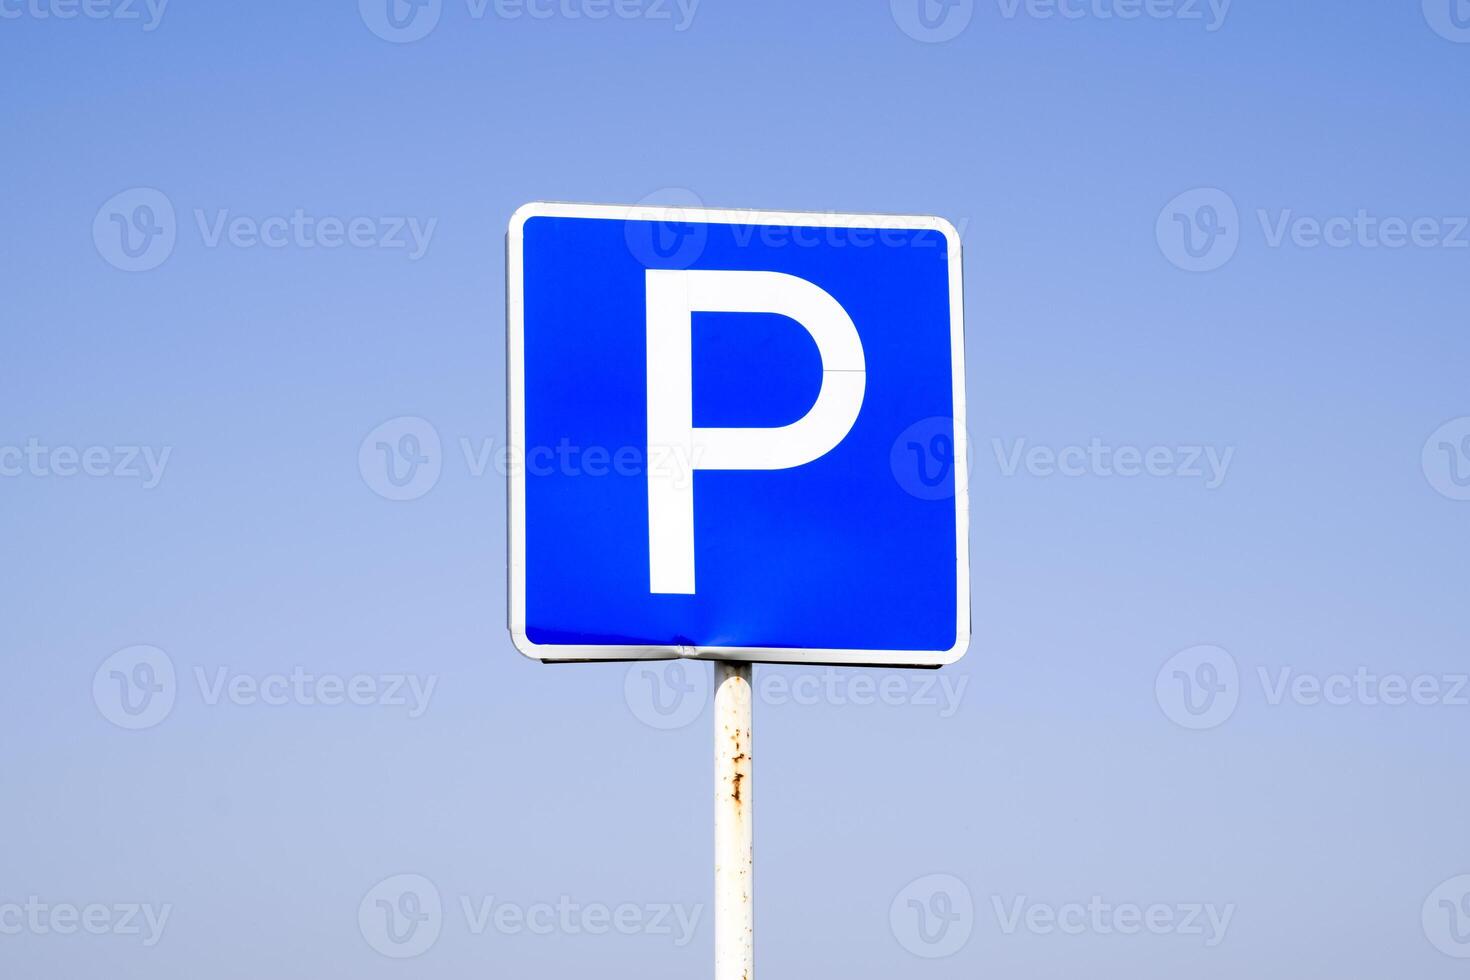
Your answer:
3,0 -> 1469,976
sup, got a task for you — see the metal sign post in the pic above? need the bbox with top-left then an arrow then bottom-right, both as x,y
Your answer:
713,661 -> 753,980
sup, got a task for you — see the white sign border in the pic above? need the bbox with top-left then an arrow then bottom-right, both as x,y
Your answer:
507,200 -> 970,668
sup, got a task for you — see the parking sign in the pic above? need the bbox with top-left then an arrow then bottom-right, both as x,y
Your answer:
508,201 -> 969,667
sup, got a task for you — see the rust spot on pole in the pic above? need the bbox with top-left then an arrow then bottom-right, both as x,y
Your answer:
714,661 -> 753,980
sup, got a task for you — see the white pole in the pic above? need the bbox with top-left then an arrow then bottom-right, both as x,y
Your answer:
713,660 -> 753,980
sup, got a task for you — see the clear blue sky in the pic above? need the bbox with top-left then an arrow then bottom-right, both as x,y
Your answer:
3,1 -> 1469,977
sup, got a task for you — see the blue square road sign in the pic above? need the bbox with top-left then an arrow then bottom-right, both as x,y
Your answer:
507,201 -> 969,667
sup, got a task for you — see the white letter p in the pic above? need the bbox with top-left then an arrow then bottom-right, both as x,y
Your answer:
645,269 -> 866,594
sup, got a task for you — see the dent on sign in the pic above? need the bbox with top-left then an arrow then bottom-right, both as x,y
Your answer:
507,201 -> 969,667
